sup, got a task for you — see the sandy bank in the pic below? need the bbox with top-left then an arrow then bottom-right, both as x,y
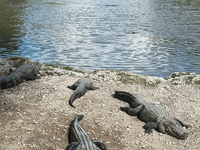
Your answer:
0,57 -> 200,150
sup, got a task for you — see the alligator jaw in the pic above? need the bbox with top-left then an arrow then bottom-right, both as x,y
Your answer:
163,118 -> 189,140
168,126 -> 189,140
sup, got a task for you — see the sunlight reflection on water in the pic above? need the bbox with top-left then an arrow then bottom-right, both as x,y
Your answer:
0,0 -> 200,77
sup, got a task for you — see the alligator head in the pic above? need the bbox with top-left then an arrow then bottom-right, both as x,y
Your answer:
158,117 -> 189,140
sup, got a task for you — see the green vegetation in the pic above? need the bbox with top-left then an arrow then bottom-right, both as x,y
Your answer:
194,80 -> 200,84
92,69 -> 115,74
91,69 -> 162,86
45,64 -> 85,73
9,56 -> 29,67
41,64 -> 86,76
118,72 -> 161,86
167,72 -> 200,84
45,2 -> 64,5
185,76 -> 195,84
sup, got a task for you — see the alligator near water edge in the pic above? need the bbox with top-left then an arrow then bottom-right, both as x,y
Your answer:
0,61 -> 41,89
67,76 -> 99,108
113,91 -> 190,140
66,115 -> 107,150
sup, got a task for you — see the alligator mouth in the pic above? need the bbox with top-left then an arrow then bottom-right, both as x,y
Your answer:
179,132 -> 189,140
170,128 -> 189,140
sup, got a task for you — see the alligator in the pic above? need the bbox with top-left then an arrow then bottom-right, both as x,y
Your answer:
113,91 -> 190,140
0,61 -> 41,89
67,76 -> 99,108
66,115 -> 107,150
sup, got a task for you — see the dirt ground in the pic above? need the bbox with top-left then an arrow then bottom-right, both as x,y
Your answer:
0,58 -> 200,150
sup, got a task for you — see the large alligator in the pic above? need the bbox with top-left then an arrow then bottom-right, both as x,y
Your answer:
66,115 -> 107,150
68,76 -> 99,108
113,91 -> 190,140
0,61 -> 41,89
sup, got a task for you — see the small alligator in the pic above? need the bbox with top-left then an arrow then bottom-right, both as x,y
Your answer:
66,115 -> 107,150
67,76 -> 99,108
0,61 -> 41,89
113,91 -> 190,140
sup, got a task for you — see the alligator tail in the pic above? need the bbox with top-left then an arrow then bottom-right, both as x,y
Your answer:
69,85 -> 87,108
0,75 -> 22,89
90,84 -> 100,90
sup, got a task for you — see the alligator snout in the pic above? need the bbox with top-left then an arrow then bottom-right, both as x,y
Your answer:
181,132 -> 189,140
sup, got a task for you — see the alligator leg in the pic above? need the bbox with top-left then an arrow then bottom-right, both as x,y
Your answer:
174,118 -> 191,128
143,122 -> 157,133
68,82 -> 79,90
1,76 -> 23,89
24,73 -> 40,80
65,142 -> 79,150
31,68 -> 40,79
120,105 -> 143,116
94,142 -> 107,150
89,84 -> 100,90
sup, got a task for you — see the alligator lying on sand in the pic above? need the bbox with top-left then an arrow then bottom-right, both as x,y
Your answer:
0,61 -> 41,89
113,91 -> 190,140
66,115 -> 107,150
68,76 -> 99,108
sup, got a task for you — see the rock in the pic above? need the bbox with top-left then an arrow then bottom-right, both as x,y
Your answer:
166,72 -> 200,85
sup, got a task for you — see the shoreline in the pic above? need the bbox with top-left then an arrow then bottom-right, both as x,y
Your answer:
1,57 -> 200,86
0,57 -> 200,150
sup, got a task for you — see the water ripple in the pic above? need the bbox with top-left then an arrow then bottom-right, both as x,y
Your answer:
0,0 -> 200,77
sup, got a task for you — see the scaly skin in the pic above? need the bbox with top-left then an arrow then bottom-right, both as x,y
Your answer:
0,61 -> 41,89
66,115 -> 107,150
67,76 -> 99,108
113,91 -> 190,140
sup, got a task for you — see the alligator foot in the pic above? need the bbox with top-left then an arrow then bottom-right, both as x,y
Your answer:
143,122 -> 157,134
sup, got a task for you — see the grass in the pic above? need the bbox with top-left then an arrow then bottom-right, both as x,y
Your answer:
9,56 -> 29,67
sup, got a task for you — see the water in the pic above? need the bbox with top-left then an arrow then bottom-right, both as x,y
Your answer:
0,0 -> 200,77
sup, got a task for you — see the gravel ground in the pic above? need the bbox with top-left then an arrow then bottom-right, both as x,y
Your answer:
0,58 -> 200,150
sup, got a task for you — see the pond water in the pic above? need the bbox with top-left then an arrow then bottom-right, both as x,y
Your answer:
0,0 -> 200,77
